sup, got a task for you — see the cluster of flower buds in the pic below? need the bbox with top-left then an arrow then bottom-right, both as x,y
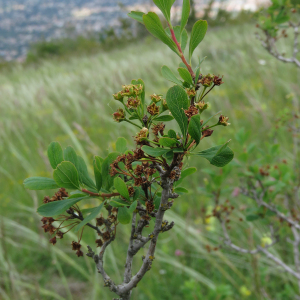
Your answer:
134,127 -> 149,144
113,108 -> 125,123
147,103 -> 159,116
198,74 -> 224,87
184,105 -> 199,121
71,241 -> 83,257
113,84 -> 143,102
43,188 -> 69,204
150,94 -> 163,103
218,115 -> 230,126
195,101 -> 209,113
126,97 -> 141,109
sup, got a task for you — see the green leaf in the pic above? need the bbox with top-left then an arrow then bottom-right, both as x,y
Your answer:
77,156 -> 97,191
189,20 -> 208,61
73,202 -> 104,233
114,177 -> 130,201
47,142 -> 64,169
37,196 -> 88,217
63,146 -> 78,168
166,85 -> 189,138
116,137 -> 128,153
246,215 -> 260,222
175,167 -> 197,186
53,162 -> 80,190
181,0 -> 190,33
194,141 -> 234,167
128,11 -> 145,24
102,153 -> 120,191
188,114 -> 201,145
153,0 -> 175,22
94,156 -> 103,171
118,207 -> 131,224
159,137 -> 179,148
142,146 -> 170,157
178,67 -> 193,85
93,159 -> 102,192
161,65 -> 183,86
181,29 -> 188,53
174,187 -> 189,194
110,199 -> 130,207
168,129 -> 177,139
24,177 -> 59,190
195,67 -> 200,83
128,201 -> 138,213
154,115 -> 174,122
143,12 -> 179,55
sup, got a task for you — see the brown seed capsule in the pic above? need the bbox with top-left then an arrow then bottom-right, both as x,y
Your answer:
49,236 -> 57,245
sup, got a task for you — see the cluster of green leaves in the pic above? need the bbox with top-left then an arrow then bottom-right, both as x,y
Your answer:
126,0 -> 234,167
23,139 -> 138,225
257,0 -> 299,37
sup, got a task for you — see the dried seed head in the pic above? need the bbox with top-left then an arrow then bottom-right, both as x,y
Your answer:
147,102 -> 159,116
113,108 -> 125,123
218,115 -> 230,126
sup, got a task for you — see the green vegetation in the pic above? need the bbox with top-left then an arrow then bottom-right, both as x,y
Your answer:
0,22 -> 299,299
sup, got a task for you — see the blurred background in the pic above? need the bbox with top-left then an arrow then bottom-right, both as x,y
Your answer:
0,0 -> 300,299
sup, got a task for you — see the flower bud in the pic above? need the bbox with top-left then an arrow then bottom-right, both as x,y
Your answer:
113,108 -> 125,123
162,99 -> 168,110
113,91 -> 124,102
199,74 -> 214,87
186,88 -> 196,98
147,102 -> 159,116
126,97 -> 140,109
135,127 -> 149,143
150,94 -> 162,103
218,115 -> 230,126
196,101 -> 209,113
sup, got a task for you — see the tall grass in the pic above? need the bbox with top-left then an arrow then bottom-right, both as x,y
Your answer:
0,23 -> 299,299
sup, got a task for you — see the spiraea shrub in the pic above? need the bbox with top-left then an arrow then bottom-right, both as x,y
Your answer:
23,1 -> 234,299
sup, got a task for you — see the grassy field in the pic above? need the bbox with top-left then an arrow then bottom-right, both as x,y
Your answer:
0,23 -> 299,300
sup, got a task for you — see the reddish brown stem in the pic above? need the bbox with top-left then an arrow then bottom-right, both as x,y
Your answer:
169,26 -> 195,78
82,189 -> 120,198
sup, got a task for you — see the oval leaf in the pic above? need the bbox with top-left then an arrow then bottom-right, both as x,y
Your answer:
181,0 -> 190,33
47,142 -> 64,169
154,115 -> 174,122
64,146 -> 78,168
189,20 -> 208,61
188,114 -> 201,145
159,137 -> 179,148
128,11 -> 145,24
118,207 -> 131,225
161,65 -> 183,86
143,12 -> 179,55
114,177 -> 130,201
166,85 -> 189,138
194,141 -> 234,167
178,67 -> 193,85
153,0 -> 175,22
142,145 -> 170,157
24,177 -> 59,190
53,161 -> 80,190
116,137 -> 128,153
37,196 -> 89,217
93,159 -> 102,192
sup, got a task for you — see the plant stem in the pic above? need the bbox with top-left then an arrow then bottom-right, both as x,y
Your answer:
124,119 -> 143,129
169,25 -> 195,77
